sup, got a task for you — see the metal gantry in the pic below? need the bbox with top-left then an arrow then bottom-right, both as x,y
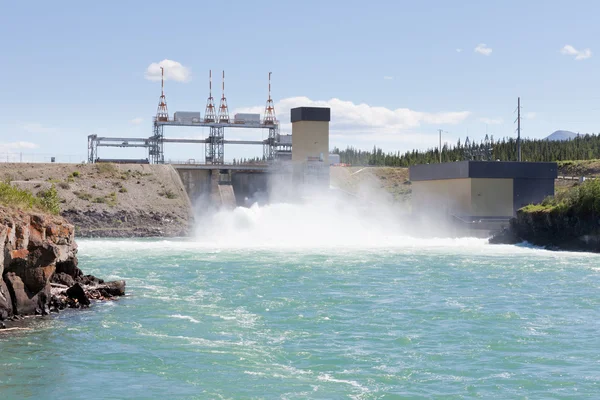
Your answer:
88,121 -> 287,165
86,68 -> 288,164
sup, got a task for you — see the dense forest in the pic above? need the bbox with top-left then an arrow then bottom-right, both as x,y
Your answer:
332,134 -> 600,167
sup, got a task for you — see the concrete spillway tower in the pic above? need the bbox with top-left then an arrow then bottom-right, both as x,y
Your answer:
291,107 -> 331,187
291,107 -> 330,163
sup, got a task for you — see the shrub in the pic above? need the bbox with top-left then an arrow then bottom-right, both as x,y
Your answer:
107,192 -> 118,206
38,185 -> 61,215
74,191 -> 93,201
96,163 -> 117,175
159,189 -> 177,199
119,187 -> 128,193
72,171 -> 80,178
521,178 -> 600,216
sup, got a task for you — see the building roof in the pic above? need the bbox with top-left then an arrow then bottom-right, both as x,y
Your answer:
409,161 -> 558,181
290,107 -> 331,123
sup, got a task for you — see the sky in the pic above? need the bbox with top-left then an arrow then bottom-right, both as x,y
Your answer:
1,0 -> 599,163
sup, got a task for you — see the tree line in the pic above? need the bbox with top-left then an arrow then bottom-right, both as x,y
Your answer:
332,134 -> 600,167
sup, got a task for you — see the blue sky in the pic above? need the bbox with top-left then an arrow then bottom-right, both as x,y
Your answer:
1,0 -> 598,162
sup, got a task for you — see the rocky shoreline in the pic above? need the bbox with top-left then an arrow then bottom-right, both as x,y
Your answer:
0,208 -> 125,330
489,209 -> 600,253
63,209 -> 191,238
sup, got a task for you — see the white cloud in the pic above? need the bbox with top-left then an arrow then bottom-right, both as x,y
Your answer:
560,45 -> 592,60
0,141 -> 39,152
524,112 -> 537,119
456,48 -> 463,53
479,117 -> 503,125
145,59 -> 191,82
20,123 -> 56,134
130,117 -> 143,125
474,43 -> 492,56
234,97 -> 470,136
383,76 -> 393,80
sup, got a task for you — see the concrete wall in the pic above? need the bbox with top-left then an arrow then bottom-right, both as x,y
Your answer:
411,178 -> 472,217
513,178 -> 555,211
175,168 -> 211,203
412,178 -> 516,218
291,120 -> 330,164
231,172 -> 269,206
176,167 -> 271,209
471,178 -> 513,217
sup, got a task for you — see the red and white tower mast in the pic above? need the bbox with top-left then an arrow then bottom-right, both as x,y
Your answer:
263,72 -> 276,125
156,67 -> 169,122
204,70 -> 217,123
218,70 -> 230,123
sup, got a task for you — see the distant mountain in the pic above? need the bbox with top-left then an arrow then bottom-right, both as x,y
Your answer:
545,130 -> 579,141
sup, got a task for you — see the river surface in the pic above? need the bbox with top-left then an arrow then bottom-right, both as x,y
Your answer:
1,204 -> 600,399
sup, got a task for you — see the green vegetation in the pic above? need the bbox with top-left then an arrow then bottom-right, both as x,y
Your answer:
118,187 -> 128,193
557,159 -> 600,177
0,182 -> 60,215
72,171 -> 81,178
38,185 -> 61,215
159,189 -> 177,199
521,179 -> 600,216
92,191 -> 118,206
334,134 -> 600,167
74,191 -> 93,201
96,163 -> 118,175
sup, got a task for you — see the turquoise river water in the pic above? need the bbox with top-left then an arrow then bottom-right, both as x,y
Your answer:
1,203 -> 600,399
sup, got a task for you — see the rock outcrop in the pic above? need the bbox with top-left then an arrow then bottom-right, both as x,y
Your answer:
0,207 -> 125,324
489,209 -> 600,252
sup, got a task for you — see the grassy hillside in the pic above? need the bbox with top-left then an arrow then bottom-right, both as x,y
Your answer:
0,181 -> 60,215
557,159 -> 600,177
522,178 -> 600,214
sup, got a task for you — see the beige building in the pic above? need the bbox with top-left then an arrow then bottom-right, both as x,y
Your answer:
409,161 -> 557,220
290,107 -> 330,187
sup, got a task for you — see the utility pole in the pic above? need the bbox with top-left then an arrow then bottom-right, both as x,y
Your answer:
517,97 -> 521,161
438,129 -> 443,163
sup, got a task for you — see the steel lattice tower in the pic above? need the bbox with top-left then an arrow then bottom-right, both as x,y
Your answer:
156,67 -> 169,122
218,71 -> 230,123
263,72 -> 276,125
204,70 -> 217,123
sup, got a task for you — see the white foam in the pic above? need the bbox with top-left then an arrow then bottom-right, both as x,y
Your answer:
317,373 -> 368,392
76,191 -> 600,259
169,314 -> 200,324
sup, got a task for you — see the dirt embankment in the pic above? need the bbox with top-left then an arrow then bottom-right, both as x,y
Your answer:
0,163 -> 192,238
330,166 -> 412,204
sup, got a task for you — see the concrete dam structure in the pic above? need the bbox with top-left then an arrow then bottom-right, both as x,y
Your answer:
175,165 -> 270,210
173,106 -> 332,210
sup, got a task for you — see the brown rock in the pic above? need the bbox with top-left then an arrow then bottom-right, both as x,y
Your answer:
66,283 -> 90,307
29,225 -> 44,247
4,272 -> 50,316
0,279 -> 13,320
97,280 -> 126,297
45,223 -> 59,238
51,272 -> 75,287
15,219 -> 30,249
